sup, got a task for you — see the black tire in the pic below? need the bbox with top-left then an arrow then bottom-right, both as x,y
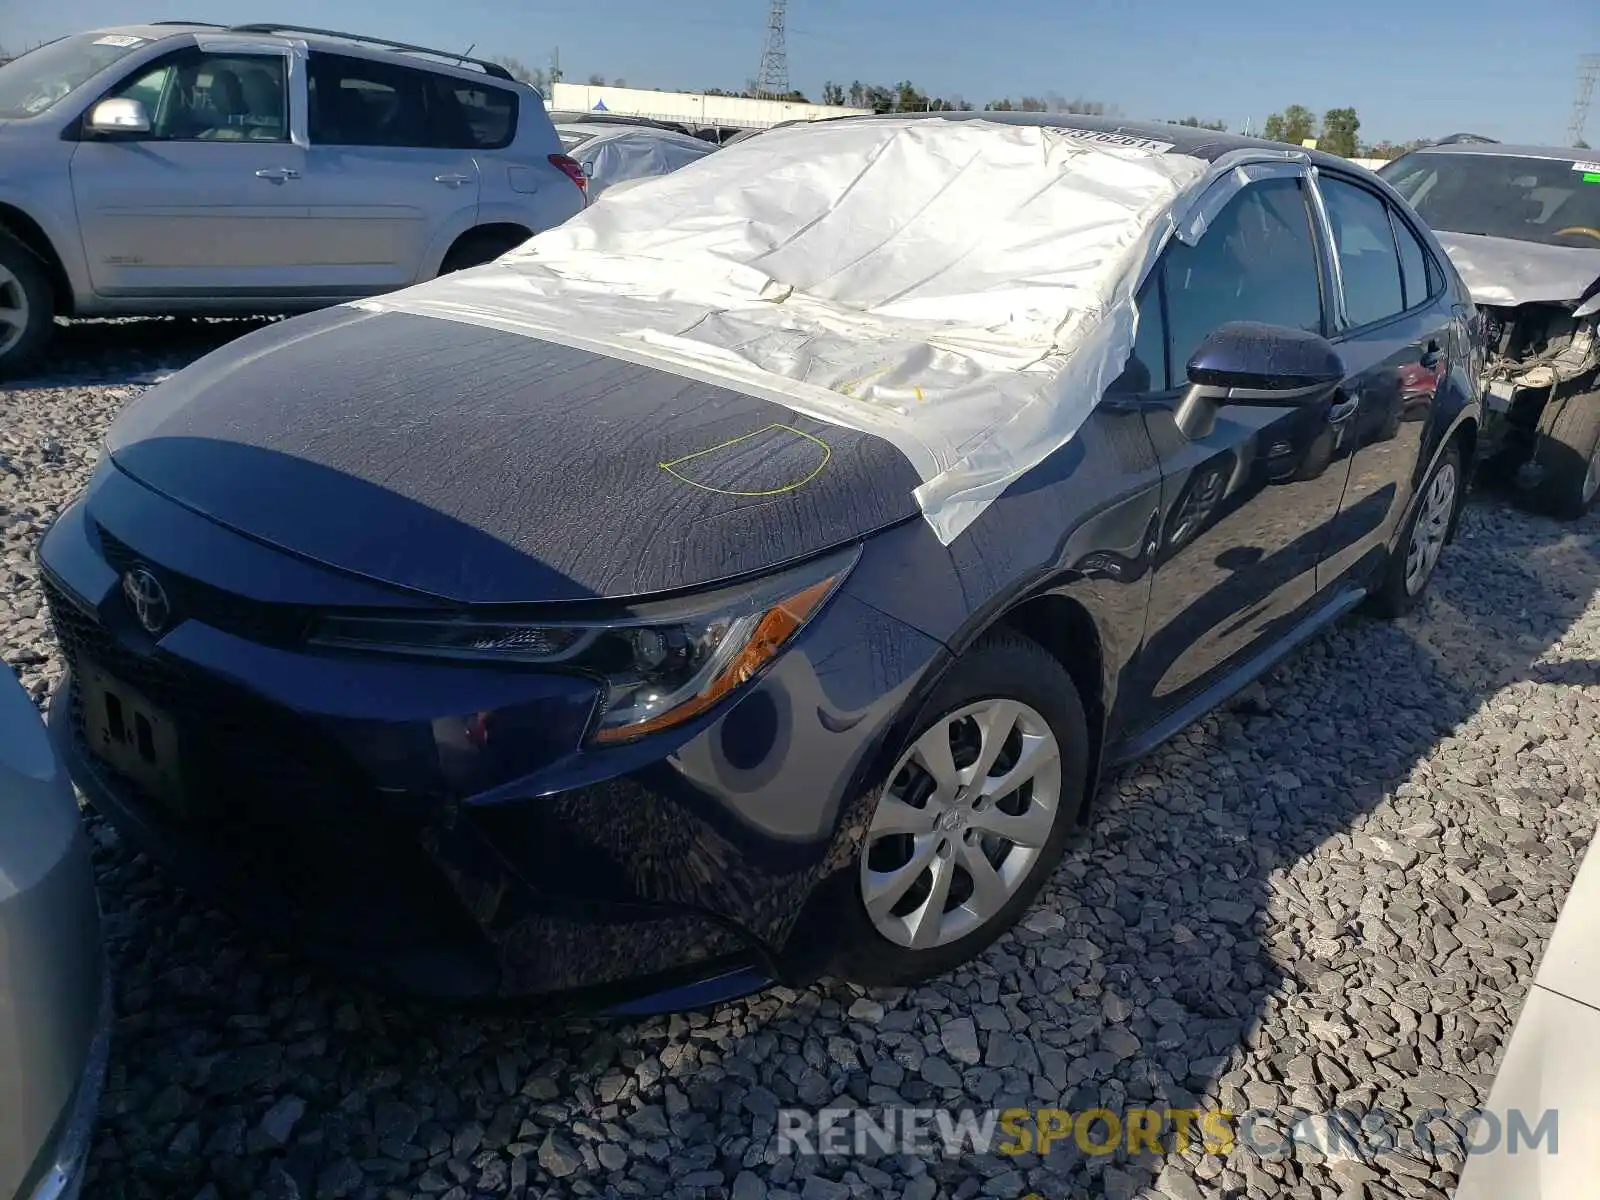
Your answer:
1521,389 -> 1600,520
438,228 -> 532,275
831,630 -> 1090,987
0,233 -> 56,380
1364,440 -> 1463,619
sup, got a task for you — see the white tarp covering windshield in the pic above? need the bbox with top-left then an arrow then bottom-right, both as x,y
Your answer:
354,117 -> 1208,542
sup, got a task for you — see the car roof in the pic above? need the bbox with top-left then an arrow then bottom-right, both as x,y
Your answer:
800,110 -> 1363,172
1398,142 -> 1590,162
86,23 -> 529,91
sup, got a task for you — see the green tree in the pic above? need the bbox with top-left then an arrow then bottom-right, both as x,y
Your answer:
896,80 -> 928,111
822,81 -> 846,106
1320,107 -> 1360,157
988,98 -> 1016,111
586,72 -> 605,85
1169,115 -> 1227,131
865,85 -> 896,114
1019,96 -> 1048,112
1264,105 -> 1316,145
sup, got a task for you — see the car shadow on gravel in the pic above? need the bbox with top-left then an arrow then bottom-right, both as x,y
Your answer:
14,318 -> 276,387
74,496 -> 1600,1200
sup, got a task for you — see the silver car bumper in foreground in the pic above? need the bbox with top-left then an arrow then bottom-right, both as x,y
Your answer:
0,669 -> 109,1200
25,973 -> 111,1200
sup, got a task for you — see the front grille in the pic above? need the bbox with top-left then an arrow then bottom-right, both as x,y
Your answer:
44,578 -> 465,950
95,524 -> 310,646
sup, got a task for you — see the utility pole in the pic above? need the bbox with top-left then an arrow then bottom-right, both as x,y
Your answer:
1571,54 -> 1599,146
549,46 -> 562,86
754,0 -> 790,99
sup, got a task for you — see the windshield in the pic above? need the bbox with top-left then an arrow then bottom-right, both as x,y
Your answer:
1381,152 -> 1600,249
556,129 -> 596,150
0,32 -> 151,119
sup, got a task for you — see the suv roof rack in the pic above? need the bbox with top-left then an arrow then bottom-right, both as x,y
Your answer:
224,24 -> 515,80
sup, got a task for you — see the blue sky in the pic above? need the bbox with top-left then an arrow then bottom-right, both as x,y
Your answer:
6,0 -> 1596,145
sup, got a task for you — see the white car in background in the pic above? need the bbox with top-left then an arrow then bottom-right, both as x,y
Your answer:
0,22 -> 589,376
549,114 -> 717,199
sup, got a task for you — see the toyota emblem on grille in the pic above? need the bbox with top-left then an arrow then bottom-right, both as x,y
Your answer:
121,566 -> 171,635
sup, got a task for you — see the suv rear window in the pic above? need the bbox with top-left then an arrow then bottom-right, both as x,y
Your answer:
308,52 -> 518,150
430,78 -> 517,150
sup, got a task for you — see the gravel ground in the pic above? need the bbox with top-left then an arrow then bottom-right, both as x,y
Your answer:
4,323 -> 1599,1200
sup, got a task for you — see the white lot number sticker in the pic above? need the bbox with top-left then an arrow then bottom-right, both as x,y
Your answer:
1571,160 -> 1600,174
93,35 -> 146,48
1053,128 -> 1175,154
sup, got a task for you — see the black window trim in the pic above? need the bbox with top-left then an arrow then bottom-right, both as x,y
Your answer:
1386,202 -> 1446,312
75,42 -> 291,144
1316,170 -> 1439,339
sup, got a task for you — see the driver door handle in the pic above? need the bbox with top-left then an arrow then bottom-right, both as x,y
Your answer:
255,167 -> 300,182
434,173 -> 472,187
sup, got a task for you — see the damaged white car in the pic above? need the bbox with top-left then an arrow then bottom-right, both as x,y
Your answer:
1383,144 -> 1600,516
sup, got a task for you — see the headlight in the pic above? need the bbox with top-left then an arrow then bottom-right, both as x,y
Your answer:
308,548 -> 858,744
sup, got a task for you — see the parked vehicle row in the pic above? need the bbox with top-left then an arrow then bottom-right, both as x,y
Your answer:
1380,142 -> 1600,517
33,111 -> 1484,1012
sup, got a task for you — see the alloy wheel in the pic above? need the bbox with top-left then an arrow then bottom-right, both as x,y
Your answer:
0,263 -> 28,357
1404,461 -> 1457,596
860,698 -> 1062,950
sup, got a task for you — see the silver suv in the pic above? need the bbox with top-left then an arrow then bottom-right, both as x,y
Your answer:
0,22 -> 589,376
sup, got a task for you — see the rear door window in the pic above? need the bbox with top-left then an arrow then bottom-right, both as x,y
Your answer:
1389,208 -> 1435,311
1319,177 -> 1406,328
307,53 -> 431,147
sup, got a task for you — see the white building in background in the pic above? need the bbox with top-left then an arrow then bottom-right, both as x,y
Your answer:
546,82 -> 869,131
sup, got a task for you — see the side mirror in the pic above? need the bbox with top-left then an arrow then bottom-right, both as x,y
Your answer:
579,160 -> 595,179
1174,321 -> 1344,439
86,98 -> 151,136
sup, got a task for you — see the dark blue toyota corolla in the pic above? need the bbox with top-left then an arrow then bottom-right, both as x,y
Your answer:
40,114 -> 1481,1013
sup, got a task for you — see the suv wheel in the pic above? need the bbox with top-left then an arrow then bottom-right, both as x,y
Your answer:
832,631 -> 1089,986
439,228 -> 532,275
0,234 -> 54,380
1522,390 -> 1600,520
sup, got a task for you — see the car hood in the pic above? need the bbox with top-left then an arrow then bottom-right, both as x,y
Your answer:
104,306 -> 923,604
1435,230 -> 1600,313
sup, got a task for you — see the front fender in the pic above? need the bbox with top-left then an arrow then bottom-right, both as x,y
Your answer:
1,143 -> 92,306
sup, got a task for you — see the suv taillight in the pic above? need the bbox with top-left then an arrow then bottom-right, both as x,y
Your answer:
549,154 -> 587,194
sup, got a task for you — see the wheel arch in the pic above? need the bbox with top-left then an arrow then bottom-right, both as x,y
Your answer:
993,590 -> 1110,818
1439,412 -> 1478,542
0,201 -> 72,316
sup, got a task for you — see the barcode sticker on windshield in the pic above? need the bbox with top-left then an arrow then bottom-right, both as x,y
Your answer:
93,35 -> 147,48
1571,161 -> 1600,174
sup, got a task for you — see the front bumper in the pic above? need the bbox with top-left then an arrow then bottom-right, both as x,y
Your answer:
40,490 -> 947,1008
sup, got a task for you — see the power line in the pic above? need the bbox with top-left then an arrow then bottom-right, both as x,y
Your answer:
1572,53 -> 1599,147
754,0 -> 790,99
